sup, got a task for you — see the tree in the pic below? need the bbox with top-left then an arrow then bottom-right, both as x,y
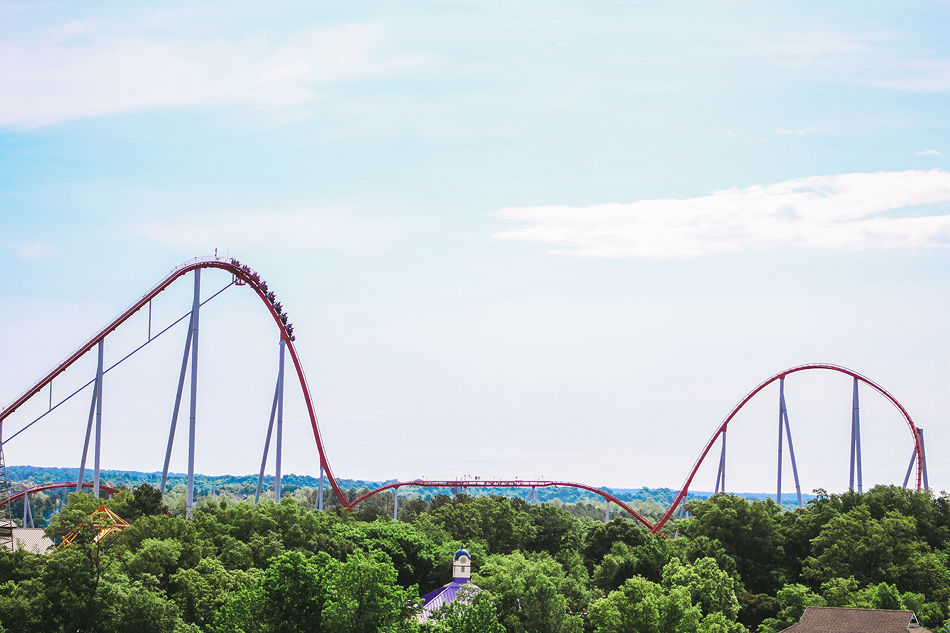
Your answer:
679,495 -> 787,594
661,557 -> 741,620
258,551 -> 339,633
474,551 -> 584,633
589,576 -> 701,633
803,506 -> 948,596
324,550 -> 421,633
755,584 -> 824,633
421,588 -> 504,633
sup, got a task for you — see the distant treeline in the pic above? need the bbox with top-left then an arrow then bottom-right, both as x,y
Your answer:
6,465 -> 814,519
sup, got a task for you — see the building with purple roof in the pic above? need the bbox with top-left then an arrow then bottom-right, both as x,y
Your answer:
420,548 -> 478,619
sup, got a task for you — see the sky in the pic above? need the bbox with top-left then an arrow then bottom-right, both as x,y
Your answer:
1,1 -> 950,497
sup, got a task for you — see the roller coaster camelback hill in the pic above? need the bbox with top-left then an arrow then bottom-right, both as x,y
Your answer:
0,258 -> 930,534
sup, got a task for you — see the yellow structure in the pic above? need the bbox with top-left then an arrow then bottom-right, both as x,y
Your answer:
57,506 -> 129,550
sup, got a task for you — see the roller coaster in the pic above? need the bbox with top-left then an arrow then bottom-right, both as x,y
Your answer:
0,258 -> 930,534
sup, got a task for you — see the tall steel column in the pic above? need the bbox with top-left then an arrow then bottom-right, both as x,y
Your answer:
316,464 -> 325,511
22,492 -> 33,528
905,427 -> 929,490
161,312 -> 194,493
393,490 -> 398,520
715,431 -> 726,494
76,368 -> 99,492
274,339 -> 285,503
776,378 -> 785,505
605,501 -> 610,523
780,385 -> 803,508
76,341 -> 102,496
255,381 -> 280,504
93,340 -> 104,498
849,378 -> 862,493
186,270 -> 200,518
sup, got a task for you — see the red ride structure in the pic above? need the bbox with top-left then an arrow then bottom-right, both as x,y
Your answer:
0,258 -> 930,532
649,364 -> 927,534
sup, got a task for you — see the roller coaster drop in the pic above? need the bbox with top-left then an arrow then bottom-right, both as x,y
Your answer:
0,258 -> 930,534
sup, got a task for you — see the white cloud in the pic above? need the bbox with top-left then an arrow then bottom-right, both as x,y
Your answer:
916,149 -> 943,156
493,170 -> 950,259
0,14 -> 421,127
1,242 -> 55,259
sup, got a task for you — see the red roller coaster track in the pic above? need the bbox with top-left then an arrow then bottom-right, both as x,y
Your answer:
0,258 -> 347,509
0,259 -> 926,534
0,482 -> 121,509
650,363 -> 924,533
348,479 -> 656,530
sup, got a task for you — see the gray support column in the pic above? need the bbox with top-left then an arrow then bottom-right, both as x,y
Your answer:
850,378 -> 863,493
776,378 -> 785,505
781,390 -> 803,508
26,495 -> 33,528
93,340 -> 104,498
274,339 -> 286,503
317,464 -> 325,511
76,374 -> 100,492
919,428 -> 929,490
22,492 -> 29,527
186,269 -> 200,518
255,381 -> 280,504
716,431 -> 727,494
903,443 -> 916,488
393,490 -> 398,520
605,501 -> 610,523
161,313 -> 194,493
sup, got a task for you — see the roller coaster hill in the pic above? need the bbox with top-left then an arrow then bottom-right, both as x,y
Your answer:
0,257 -> 930,536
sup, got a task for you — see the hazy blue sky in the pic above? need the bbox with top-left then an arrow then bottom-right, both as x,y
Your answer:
2,1 -> 949,496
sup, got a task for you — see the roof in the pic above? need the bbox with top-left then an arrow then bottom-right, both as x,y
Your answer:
781,607 -> 931,632
420,580 -> 478,619
6,528 -> 54,554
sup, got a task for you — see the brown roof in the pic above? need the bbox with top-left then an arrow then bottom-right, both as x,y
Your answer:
781,607 -> 930,633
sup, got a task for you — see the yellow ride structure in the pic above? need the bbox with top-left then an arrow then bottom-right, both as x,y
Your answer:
57,506 -> 129,550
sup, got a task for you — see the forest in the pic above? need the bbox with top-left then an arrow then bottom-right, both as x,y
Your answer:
0,483 -> 947,633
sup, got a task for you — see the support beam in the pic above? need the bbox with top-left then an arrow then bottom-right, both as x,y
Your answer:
715,430 -> 727,494
605,501 -> 610,523
776,378 -> 785,505
255,381 -> 280,504
316,464 -> 324,511
186,269 -> 200,518
850,378 -> 863,493
780,387 -> 803,508
393,490 -> 398,520
903,439 -> 916,489
161,312 -> 193,493
919,428 -> 929,490
93,340 -> 104,498
274,339 -> 286,503
76,371 -> 99,493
